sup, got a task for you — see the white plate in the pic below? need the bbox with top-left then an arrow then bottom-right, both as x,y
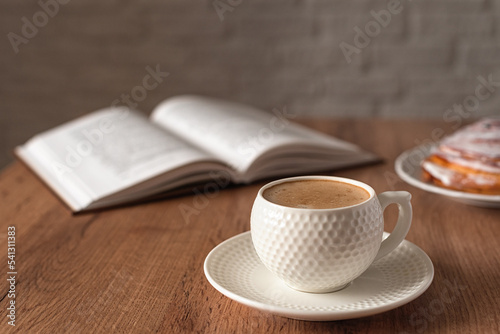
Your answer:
395,145 -> 500,208
204,231 -> 434,321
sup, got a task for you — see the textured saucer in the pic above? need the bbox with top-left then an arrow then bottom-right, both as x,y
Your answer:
204,231 -> 434,321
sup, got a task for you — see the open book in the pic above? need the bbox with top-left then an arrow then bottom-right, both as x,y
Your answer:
15,95 -> 378,212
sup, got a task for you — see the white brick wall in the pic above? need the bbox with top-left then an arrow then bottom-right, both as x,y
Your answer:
1,0 -> 500,167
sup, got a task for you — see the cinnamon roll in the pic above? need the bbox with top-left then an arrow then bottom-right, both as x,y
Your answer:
421,118 -> 500,195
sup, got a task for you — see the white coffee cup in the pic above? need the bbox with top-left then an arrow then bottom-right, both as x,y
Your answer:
250,176 -> 412,293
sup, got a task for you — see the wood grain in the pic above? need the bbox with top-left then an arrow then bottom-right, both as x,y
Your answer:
0,120 -> 499,333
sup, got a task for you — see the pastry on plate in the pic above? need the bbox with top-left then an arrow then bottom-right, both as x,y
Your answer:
421,118 -> 500,195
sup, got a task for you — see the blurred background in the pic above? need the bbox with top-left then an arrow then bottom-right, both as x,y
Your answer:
1,0 -> 499,169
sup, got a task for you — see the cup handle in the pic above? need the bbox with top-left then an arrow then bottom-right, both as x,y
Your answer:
373,191 -> 412,261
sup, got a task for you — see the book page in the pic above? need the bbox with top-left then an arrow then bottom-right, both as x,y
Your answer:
150,96 -> 364,174
19,107 -> 218,208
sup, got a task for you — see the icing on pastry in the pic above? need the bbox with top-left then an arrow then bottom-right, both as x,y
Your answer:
421,118 -> 500,195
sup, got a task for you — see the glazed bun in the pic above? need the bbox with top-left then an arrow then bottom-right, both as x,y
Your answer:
421,118 -> 500,195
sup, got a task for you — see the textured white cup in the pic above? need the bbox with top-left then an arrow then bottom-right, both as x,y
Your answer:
250,176 -> 412,293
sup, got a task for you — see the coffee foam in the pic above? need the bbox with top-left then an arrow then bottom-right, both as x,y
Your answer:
263,180 -> 370,209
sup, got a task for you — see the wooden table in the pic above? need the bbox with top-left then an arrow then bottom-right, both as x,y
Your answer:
1,120 -> 499,333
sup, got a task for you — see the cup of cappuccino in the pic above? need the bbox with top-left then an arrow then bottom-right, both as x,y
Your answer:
250,175 -> 412,293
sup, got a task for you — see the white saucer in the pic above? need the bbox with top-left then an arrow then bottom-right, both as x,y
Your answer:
395,145 -> 500,208
204,231 -> 434,321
